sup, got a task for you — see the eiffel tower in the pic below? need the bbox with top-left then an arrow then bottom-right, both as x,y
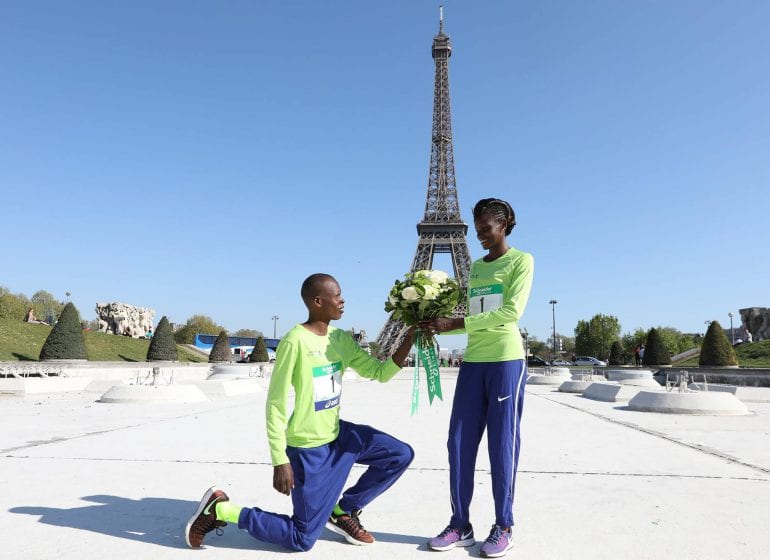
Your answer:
375,8 -> 472,356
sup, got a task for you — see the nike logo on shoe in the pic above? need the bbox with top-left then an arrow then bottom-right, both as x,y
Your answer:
497,395 -> 512,402
203,496 -> 224,516
461,529 -> 474,540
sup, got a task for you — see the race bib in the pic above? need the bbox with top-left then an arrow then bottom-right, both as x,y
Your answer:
312,361 -> 343,411
469,284 -> 503,315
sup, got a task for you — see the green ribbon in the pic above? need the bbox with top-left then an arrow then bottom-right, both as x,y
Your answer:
410,335 -> 443,415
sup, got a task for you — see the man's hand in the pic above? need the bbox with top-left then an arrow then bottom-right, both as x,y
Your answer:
392,327 -> 415,366
273,463 -> 294,495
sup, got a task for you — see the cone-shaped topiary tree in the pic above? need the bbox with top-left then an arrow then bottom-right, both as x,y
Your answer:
642,327 -> 671,366
250,335 -> 270,362
39,302 -> 87,360
147,316 -> 178,361
209,330 -> 232,363
608,340 -> 623,365
699,320 -> 738,366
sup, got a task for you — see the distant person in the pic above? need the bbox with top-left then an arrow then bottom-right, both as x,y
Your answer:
639,344 -> 645,363
24,308 -> 45,324
184,273 -> 415,551
420,198 -> 534,558
634,346 -> 641,366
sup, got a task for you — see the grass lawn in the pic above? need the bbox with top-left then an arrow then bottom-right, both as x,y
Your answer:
671,339 -> 770,368
0,317 -> 206,362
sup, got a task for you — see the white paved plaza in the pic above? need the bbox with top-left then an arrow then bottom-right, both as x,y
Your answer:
2,369 -> 769,559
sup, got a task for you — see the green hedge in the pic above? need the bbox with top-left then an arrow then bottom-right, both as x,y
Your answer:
39,302 -> 86,360
699,320 -> 738,366
642,328 -> 671,366
209,330 -> 232,363
250,335 -> 270,362
147,316 -> 178,361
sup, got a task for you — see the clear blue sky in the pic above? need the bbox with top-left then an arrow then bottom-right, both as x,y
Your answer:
2,1 -> 768,350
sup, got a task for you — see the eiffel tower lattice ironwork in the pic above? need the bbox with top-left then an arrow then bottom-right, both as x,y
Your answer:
375,9 -> 472,356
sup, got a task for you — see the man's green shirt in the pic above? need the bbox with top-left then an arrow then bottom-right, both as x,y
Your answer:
266,324 -> 401,466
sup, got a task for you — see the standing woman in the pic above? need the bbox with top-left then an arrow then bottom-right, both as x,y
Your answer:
420,198 -> 534,558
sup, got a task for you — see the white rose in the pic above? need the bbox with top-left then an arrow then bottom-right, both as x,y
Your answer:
388,295 -> 398,305
422,284 -> 439,300
427,270 -> 449,284
401,286 -> 420,302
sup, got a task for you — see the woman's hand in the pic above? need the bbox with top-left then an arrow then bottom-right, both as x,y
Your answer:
418,317 -> 464,333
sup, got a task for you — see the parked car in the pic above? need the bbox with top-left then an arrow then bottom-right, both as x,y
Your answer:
573,356 -> 607,366
527,356 -> 549,367
550,359 -> 573,366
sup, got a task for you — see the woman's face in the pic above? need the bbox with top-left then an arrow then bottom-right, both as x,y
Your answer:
474,212 -> 507,252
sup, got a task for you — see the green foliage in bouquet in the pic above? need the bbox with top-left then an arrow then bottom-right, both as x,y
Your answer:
384,270 -> 461,326
384,270 -> 462,350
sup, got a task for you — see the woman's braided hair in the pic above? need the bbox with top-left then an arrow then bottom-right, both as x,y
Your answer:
472,198 -> 516,235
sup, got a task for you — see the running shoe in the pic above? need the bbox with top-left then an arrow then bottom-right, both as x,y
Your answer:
326,510 -> 375,545
427,523 -> 475,551
184,486 -> 229,548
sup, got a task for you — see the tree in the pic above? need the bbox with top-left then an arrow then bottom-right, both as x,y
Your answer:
574,314 -> 621,358
209,330 -> 232,362
526,336 -> 547,358
654,326 -> 699,357
546,333 -> 575,357
234,328 -> 262,338
699,320 -> 738,367
0,287 -> 31,321
39,302 -> 87,360
642,328 -> 671,366
250,335 -> 270,362
31,290 -> 64,325
147,316 -> 178,361
174,314 -> 225,344
621,328 -> 647,364
608,341 -> 623,365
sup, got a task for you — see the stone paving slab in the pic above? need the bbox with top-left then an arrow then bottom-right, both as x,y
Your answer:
2,371 -> 769,559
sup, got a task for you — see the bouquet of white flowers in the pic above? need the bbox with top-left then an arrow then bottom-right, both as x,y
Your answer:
384,270 -> 462,413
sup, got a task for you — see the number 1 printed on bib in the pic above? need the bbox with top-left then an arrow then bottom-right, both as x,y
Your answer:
312,361 -> 343,411
469,284 -> 503,315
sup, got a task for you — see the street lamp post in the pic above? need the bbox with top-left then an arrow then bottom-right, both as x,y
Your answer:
549,300 -> 558,360
728,312 -> 734,345
271,315 -> 279,339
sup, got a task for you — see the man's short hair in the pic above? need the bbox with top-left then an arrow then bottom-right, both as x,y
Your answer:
301,273 -> 336,304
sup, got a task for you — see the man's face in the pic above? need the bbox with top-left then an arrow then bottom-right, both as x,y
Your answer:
315,278 -> 345,321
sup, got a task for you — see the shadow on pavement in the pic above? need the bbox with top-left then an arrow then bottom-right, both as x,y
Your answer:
9,494 -> 428,551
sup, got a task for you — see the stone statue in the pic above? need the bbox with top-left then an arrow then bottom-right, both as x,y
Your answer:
95,302 -> 155,338
739,307 -> 770,342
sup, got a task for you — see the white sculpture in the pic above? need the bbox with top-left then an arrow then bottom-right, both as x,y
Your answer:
95,302 -> 155,338
739,307 -> 770,342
